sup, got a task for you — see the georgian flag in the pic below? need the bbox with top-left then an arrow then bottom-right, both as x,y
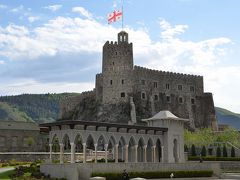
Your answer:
108,10 -> 122,24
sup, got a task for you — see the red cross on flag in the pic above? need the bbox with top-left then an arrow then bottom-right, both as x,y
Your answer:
108,10 -> 122,24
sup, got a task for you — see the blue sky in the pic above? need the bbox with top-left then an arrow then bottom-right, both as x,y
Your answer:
0,0 -> 239,113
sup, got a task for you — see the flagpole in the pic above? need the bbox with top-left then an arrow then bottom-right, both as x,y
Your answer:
121,0 -> 124,30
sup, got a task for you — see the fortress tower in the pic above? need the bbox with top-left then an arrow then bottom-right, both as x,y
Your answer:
60,31 -> 218,130
101,31 -> 134,104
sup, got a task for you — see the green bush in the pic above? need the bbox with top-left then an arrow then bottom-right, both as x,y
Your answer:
188,156 -> 240,161
201,146 -> 207,156
191,144 -> 196,156
216,146 -> 221,157
223,145 -> 228,157
92,170 -> 213,180
231,147 -> 235,157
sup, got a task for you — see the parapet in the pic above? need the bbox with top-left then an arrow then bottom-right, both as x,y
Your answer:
134,66 -> 203,80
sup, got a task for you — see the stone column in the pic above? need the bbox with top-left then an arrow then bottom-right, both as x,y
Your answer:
105,144 -> 108,163
122,147 -> 124,160
70,142 -> 75,163
161,146 -> 164,163
49,144 -> 53,163
152,146 -> 156,163
143,145 -> 147,162
134,145 -> 138,163
94,143 -> 98,163
115,144 -> 119,163
83,143 -> 86,163
59,143 -> 64,164
125,145 -> 128,163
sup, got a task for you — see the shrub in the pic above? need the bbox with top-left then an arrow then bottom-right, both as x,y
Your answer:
191,144 -> 196,156
188,156 -> 240,161
231,147 -> 235,157
223,145 -> 228,157
216,146 -> 221,157
92,170 -> 213,180
201,146 -> 207,156
184,144 -> 188,152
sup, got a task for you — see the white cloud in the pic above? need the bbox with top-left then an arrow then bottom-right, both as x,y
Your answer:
10,5 -> 23,12
44,4 -> 62,12
28,16 -> 40,23
0,4 -> 7,9
0,60 -> 4,64
72,7 -> 92,19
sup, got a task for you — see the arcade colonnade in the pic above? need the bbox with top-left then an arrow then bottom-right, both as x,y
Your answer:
47,121 -> 169,164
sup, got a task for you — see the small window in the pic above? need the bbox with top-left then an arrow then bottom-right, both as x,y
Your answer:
190,86 -> 195,92
166,95 -> 171,103
112,62 -> 115,65
122,79 -> 124,84
142,92 -> 146,99
166,83 -> 170,90
110,80 -> 113,85
121,92 -> 125,97
115,52 -> 117,55
178,85 -> 183,91
179,97 -> 183,104
141,80 -> 145,85
154,95 -> 158,101
154,82 -> 158,88
191,98 -> 195,105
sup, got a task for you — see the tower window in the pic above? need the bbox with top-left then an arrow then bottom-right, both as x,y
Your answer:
141,92 -> 146,99
179,97 -> 183,104
166,83 -> 170,90
166,95 -> 171,103
121,92 -> 125,97
190,86 -> 195,92
178,85 -> 183,91
122,79 -> 124,84
141,80 -> 145,85
191,98 -> 195,105
154,95 -> 159,101
154,82 -> 158,88
112,62 -> 114,65
115,52 -> 117,55
110,80 -> 113,85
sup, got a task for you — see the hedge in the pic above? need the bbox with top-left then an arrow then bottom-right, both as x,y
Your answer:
92,170 -> 213,180
188,156 -> 240,161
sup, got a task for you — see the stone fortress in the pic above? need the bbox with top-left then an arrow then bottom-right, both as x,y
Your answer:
60,31 -> 218,130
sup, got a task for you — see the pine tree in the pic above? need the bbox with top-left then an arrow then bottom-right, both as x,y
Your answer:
231,147 -> 235,157
216,146 -> 221,157
201,145 -> 207,156
223,145 -> 228,157
191,144 -> 196,156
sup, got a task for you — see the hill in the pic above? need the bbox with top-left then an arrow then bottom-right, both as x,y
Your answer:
0,102 -> 34,122
0,93 -> 79,124
215,107 -> 240,129
0,94 -> 240,129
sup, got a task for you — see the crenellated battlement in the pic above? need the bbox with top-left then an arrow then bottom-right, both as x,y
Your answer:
134,66 -> 203,80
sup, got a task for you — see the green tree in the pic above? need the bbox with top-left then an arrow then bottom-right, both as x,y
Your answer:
216,146 -> 221,157
231,147 -> 235,157
201,145 -> 207,156
191,144 -> 196,156
223,145 -> 228,157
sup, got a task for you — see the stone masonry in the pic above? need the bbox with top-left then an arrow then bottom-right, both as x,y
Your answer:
60,31 -> 218,130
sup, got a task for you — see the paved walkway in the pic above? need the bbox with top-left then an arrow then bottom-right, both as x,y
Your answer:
0,167 -> 14,174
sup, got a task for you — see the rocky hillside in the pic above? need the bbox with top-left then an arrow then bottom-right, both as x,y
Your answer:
0,94 -> 239,129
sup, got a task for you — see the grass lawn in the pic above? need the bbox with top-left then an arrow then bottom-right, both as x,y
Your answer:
0,170 -> 14,180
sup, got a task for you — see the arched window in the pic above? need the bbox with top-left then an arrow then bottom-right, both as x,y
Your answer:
121,92 -> 125,97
